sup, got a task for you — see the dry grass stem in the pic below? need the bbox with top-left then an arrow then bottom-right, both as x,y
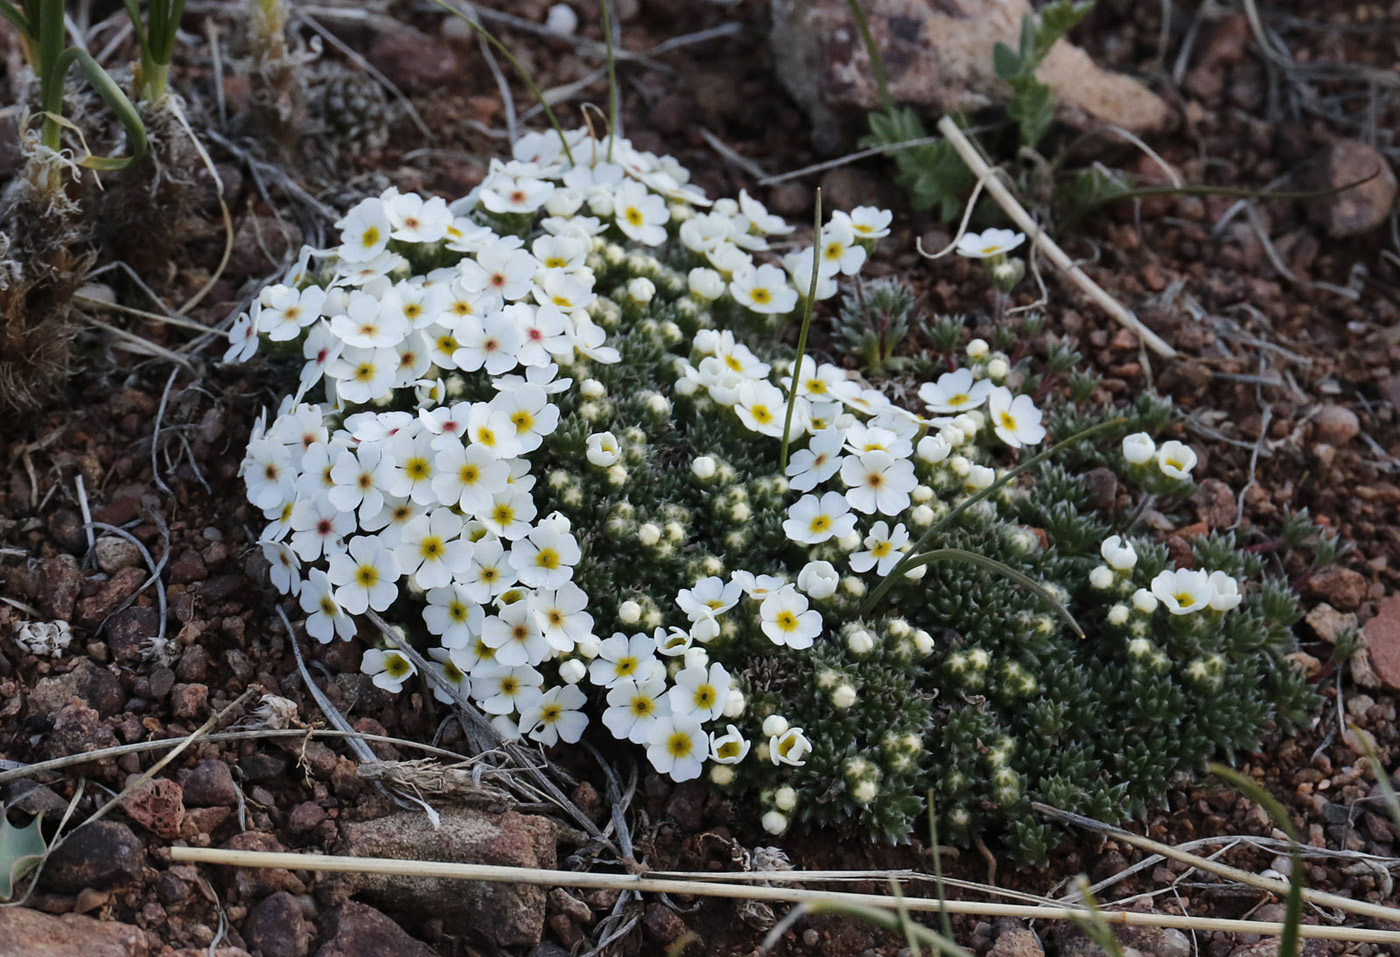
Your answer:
934,116 -> 1177,359
167,847 -> 1400,944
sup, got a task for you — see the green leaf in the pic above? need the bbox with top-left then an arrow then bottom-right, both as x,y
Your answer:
0,812 -> 48,900
50,46 -> 148,168
1211,765 -> 1303,957
0,2 -> 33,41
992,41 -> 1021,81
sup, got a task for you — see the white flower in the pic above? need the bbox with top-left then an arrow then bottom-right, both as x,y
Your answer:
328,346 -> 399,405
919,368 -> 994,415
472,663 -> 544,715
510,522 -> 580,589
603,676 -> 671,744
709,725 -> 751,764
612,180 -> 669,245
956,228 -> 1025,258
687,267 -> 725,300
785,428 -> 845,492
258,284 -> 326,341
432,443 -> 511,517
299,568 -> 358,643
797,560 -> 840,600
986,387 -> 1046,448
1132,588 -> 1158,614
533,583 -> 594,652
586,431 -> 621,467
519,684 -> 589,746
590,632 -> 661,688
668,662 -> 731,722
1151,568 -> 1213,615
734,379 -> 796,439
676,577 -> 742,622
423,584 -> 484,648
332,289 -> 408,350
482,602 -> 550,667
737,189 -> 793,236
479,162 -> 554,215
481,486 -> 537,540
845,205 -> 893,240
769,726 -> 812,766
840,450 -> 917,516
243,440 -> 295,511
385,429 -> 439,505
849,521 -> 910,576
1207,571 -> 1242,612
385,191 -> 451,244
427,647 -> 470,705
1157,440 -> 1198,480
396,509 -> 471,590
626,277 -> 656,304
730,264 -> 799,315
646,714 -> 707,782
1100,535 -> 1137,571
783,491 -> 857,545
327,535 -> 401,615
224,311 -> 258,363
453,311 -> 523,376
1122,432 -> 1156,465
328,445 -> 395,522
361,648 -> 416,693
758,586 -> 822,649
336,198 -> 391,262
817,217 -> 867,275
261,539 -> 301,596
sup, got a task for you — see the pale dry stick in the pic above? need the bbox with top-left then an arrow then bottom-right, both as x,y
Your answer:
74,473 -> 94,557
73,294 -> 215,334
699,128 -> 767,181
364,608 -> 612,849
79,313 -> 199,373
1035,802 -> 1400,925
759,135 -> 951,187
914,176 -> 987,260
167,97 -> 235,316
168,847 -> 1400,945
151,367 -> 180,495
87,520 -> 169,651
934,116 -> 1177,359
477,28 -> 517,146
0,729 -> 479,787
208,20 -> 227,127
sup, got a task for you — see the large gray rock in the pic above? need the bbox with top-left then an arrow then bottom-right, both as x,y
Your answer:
335,808 -> 556,947
771,0 -> 1172,146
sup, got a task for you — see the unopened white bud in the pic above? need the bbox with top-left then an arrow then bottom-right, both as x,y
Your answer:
774,786 -> 797,811
691,456 -> 717,480
618,600 -> 642,624
762,715 -> 789,737
558,658 -> 586,684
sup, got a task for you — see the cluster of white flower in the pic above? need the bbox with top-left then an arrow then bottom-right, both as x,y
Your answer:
1093,534 -> 1242,627
229,124 -> 1234,826
1122,432 -> 1198,481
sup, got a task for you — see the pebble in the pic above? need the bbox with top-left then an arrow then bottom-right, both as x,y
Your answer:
29,659 -> 125,718
105,606 -> 158,665
168,549 -> 208,586
288,802 -> 327,834
316,901 -> 437,957
170,683 -> 209,719
1306,139 -> 1398,238
0,907 -> 147,955
243,891 -> 315,957
123,778 -> 185,839
1304,603 -> 1356,644
76,567 -> 147,628
641,902 -> 686,944
95,536 -> 143,574
42,821 -> 146,893
1361,596 -> 1400,691
179,759 -> 240,808
1303,565 -> 1369,612
38,555 -> 83,622
44,701 -> 119,758
49,509 -> 89,555
367,30 -> 459,95
1313,404 -> 1360,445
989,927 -> 1044,957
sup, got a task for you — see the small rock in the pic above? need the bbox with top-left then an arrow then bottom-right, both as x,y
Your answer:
1312,404 -> 1360,446
222,832 -> 304,898
990,927 -> 1045,957
1304,565 -> 1368,612
175,645 -> 209,683
42,821 -> 145,893
0,907 -> 148,955
1081,467 -> 1119,511
641,902 -> 686,945
170,683 -> 209,719
1305,603 -> 1356,644
105,606 -> 158,665
367,30 -> 459,95
38,555 -> 83,622
123,778 -> 185,839
49,509 -> 89,555
1306,139 -> 1398,238
44,701 -> 119,758
315,901 -> 437,957
168,549 -> 207,586
336,808 -> 556,946
29,659 -> 125,718
178,760 -> 239,808
288,802 -> 327,834
95,537 -> 143,574
665,780 -> 708,831
1192,478 -> 1237,529
240,753 -> 288,784
1361,596 -> 1400,691
244,891 -> 315,957
76,567 -> 147,628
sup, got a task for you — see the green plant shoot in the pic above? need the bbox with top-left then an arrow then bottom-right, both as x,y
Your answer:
124,0 -> 186,103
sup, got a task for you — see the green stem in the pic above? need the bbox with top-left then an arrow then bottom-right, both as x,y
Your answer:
844,0 -> 892,113
38,0 -> 65,150
431,0 -> 574,166
859,416 -> 1126,617
600,0 -> 617,160
779,188 -> 821,472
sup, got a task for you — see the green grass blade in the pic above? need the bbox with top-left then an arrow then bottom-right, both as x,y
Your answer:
926,791 -> 953,940
900,548 -> 1083,637
843,0 -> 892,113
600,0 -> 617,160
779,188 -> 821,471
122,0 -> 150,58
860,416 -> 1126,616
1067,876 -> 1126,957
805,899 -> 976,957
1345,723 -> 1400,849
0,2 -> 33,40
1211,764 -> 1302,957
430,0 -> 574,165
54,46 -> 148,168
